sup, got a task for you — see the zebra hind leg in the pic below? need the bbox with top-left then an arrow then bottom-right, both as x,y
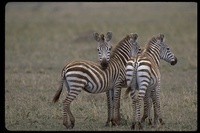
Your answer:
130,88 -> 137,130
141,91 -> 152,127
151,90 -> 164,128
141,96 -> 150,126
135,89 -> 147,130
63,89 -> 81,129
63,97 -> 75,129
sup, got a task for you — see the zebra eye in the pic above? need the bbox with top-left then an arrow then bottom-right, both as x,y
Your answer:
166,48 -> 170,50
97,49 -> 100,51
108,47 -> 111,51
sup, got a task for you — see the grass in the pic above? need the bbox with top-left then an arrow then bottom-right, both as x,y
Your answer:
5,2 -> 197,131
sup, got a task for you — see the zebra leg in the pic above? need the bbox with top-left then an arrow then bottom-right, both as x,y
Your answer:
112,86 -> 122,126
105,89 -> 113,126
117,88 -> 121,123
152,86 -> 164,128
151,90 -> 159,128
135,96 -> 142,130
148,95 -> 153,126
129,87 -> 137,130
63,88 -> 81,129
141,90 -> 152,126
135,88 -> 147,130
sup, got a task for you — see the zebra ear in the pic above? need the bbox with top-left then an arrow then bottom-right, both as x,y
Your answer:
93,32 -> 100,42
159,33 -> 165,42
130,33 -> 138,42
106,31 -> 112,42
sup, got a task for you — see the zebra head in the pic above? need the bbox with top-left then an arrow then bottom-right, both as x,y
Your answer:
93,31 -> 112,69
157,33 -> 177,65
129,33 -> 141,57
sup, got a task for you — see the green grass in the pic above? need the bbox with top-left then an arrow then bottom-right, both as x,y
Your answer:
5,2 -> 197,131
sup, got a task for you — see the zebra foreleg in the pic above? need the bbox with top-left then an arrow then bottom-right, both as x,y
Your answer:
111,87 -> 122,126
105,90 -> 114,126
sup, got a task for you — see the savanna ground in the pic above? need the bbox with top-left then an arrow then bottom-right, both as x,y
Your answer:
5,2 -> 197,131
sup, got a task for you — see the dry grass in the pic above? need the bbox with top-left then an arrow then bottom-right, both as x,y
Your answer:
5,2 -> 197,131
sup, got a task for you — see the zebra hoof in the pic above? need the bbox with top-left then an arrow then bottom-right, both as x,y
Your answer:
141,116 -> 148,123
148,118 -> 153,126
138,122 -> 143,130
111,119 -> 120,126
151,125 -> 155,129
111,122 -> 117,126
63,123 -> 74,129
63,120 -> 68,129
159,118 -> 165,125
66,124 -> 74,129
104,121 -> 110,127
131,122 -> 136,130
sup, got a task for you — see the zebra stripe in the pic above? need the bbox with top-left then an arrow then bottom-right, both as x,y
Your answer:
125,33 -> 177,130
53,32 -> 141,129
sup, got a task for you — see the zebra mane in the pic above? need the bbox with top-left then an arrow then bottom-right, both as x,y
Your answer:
100,34 -> 105,41
142,36 -> 161,67
143,36 -> 158,53
110,35 -> 130,58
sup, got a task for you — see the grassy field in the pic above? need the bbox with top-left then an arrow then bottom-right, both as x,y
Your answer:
5,2 -> 197,131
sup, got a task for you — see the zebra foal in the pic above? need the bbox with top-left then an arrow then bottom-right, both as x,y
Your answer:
125,33 -> 177,130
53,32 -> 141,129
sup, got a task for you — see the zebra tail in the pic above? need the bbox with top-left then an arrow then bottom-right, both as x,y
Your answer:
124,86 -> 131,97
52,76 -> 64,103
125,62 -> 138,97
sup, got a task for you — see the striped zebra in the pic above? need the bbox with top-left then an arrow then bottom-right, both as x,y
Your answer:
52,32 -> 141,129
125,33 -> 177,130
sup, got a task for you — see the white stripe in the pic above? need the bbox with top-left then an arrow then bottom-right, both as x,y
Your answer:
139,89 -> 146,94
126,65 -> 134,70
137,65 -> 150,71
67,77 -> 87,85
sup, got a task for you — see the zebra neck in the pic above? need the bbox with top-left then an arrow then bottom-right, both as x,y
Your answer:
146,44 -> 161,67
110,46 -> 131,67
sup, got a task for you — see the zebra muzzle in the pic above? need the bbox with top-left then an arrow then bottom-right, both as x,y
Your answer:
171,56 -> 177,65
100,58 -> 108,69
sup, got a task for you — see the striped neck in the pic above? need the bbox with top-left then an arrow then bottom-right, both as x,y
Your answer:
145,37 -> 161,67
109,35 -> 133,66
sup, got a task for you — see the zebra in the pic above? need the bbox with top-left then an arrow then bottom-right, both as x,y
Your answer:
125,33 -> 177,130
52,32 -> 141,129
